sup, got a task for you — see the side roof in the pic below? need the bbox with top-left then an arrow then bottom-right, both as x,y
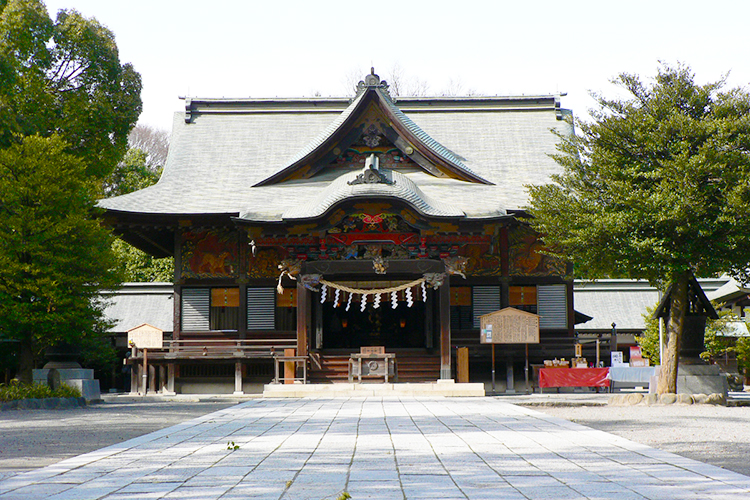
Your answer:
98,80 -> 571,220
574,278 -> 728,333
100,283 -> 174,333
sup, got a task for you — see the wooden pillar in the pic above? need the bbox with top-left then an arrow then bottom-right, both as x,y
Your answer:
567,280 -> 575,336
159,365 -> 166,393
239,283 -> 247,340
457,347 -> 469,383
148,363 -> 156,393
173,229 -> 182,340
296,282 -> 309,357
167,363 -> 175,394
499,227 -> 509,277
234,362 -> 244,394
141,349 -> 149,394
440,274 -> 451,379
284,348 -> 296,384
130,360 -> 139,395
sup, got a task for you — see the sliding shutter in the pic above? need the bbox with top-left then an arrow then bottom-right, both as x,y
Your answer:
247,287 -> 275,330
182,288 -> 210,331
472,286 -> 501,329
537,284 -> 568,329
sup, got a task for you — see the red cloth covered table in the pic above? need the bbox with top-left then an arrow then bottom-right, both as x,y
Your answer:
538,367 -> 610,391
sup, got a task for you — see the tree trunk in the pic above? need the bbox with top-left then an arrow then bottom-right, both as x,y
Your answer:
657,270 -> 690,394
17,340 -> 36,384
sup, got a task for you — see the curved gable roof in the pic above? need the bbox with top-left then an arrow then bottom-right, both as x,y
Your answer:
254,72 -> 492,187
277,167 -> 465,221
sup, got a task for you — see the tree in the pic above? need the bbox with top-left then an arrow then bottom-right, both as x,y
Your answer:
0,1 -> 142,381
104,148 -> 161,197
0,0 -> 141,179
127,124 -> 169,168
527,63 -> 750,393
0,135 -> 123,382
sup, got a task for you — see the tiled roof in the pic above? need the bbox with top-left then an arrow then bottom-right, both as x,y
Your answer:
100,283 -> 174,333
574,278 -> 728,333
376,88 -> 483,182
277,168 -> 465,221
98,94 -> 571,219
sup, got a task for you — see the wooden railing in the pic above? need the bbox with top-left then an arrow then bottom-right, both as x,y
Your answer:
130,338 -> 297,361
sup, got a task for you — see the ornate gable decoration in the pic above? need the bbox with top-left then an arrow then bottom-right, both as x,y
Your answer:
348,154 -> 394,186
253,69 -> 492,187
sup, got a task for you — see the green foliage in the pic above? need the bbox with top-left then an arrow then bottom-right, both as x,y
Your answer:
736,337 -> 750,377
701,309 -> 741,363
0,380 -> 82,401
104,148 -> 161,198
0,0 -> 142,179
635,306 -> 661,365
226,441 -> 240,451
112,239 -> 173,282
0,135 -> 124,380
528,63 -> 750,392
527,63 -> 750,284
0,2 -> 144,380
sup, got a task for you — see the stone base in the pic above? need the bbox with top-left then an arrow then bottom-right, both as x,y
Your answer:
677,364 -> 728,397
263,381 -> 485,398
32,368 -> 101,402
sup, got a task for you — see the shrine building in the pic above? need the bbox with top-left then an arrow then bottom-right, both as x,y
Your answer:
99,70 -> 575,393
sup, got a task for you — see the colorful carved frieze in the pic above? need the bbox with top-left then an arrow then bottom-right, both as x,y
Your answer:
464,243 -> 502,277
328,212 -> 413,234
181,229 -> 238,278
509,226 -> 567,276
247,248 -> 283,279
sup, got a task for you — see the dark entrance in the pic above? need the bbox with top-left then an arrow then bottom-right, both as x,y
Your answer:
320,298 -> 428,349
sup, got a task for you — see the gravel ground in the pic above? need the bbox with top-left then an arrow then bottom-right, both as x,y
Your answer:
533,403 -> 750,477
0,398 -> 237,481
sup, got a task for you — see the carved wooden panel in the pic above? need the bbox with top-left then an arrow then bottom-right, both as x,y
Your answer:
181,229 -> 239,278
508,226 -> 566,277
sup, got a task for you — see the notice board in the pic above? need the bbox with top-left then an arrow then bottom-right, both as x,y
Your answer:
127,323 -> 164,349
479,307 -> 540,344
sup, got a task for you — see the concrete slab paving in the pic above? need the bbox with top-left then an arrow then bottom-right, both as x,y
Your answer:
1,397 -> 749,500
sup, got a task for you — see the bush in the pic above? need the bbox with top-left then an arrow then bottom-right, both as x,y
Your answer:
0,381 -> 81,402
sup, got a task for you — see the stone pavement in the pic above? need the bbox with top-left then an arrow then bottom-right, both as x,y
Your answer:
1,397 -> 749,500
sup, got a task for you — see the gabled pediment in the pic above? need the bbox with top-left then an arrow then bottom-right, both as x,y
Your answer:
253,70 -> 492,187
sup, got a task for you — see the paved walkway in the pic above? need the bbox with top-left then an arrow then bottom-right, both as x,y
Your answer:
1,397 -> 749,500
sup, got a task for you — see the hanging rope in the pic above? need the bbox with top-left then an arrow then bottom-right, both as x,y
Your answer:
319,276 -> 427,296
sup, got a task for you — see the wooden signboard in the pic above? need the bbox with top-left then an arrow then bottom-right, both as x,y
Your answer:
127,323 -> 164,349
479,308 -> 540,344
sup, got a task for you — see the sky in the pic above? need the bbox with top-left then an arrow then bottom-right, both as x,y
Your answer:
43,0 -> 750,133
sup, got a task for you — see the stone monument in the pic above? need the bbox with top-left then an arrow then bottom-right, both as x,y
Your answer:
32,343 -> 101,402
